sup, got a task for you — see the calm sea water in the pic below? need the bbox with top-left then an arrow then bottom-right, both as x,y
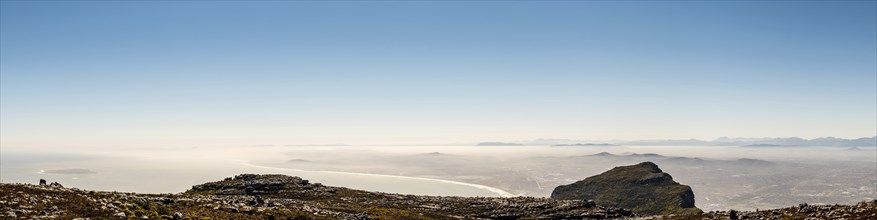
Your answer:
0,152 -> 510,197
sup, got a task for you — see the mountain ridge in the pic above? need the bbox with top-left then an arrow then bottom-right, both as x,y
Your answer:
501,136 -> 877,147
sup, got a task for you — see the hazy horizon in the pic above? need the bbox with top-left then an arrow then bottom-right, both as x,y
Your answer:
1,135 -> 875,153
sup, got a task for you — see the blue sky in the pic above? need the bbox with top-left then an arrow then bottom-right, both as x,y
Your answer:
1,1 -> 875,147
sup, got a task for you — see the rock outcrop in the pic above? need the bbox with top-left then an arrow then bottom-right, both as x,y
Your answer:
3,173 -> 876,219
671,201 -> 877,220
550,162 -> 702,215
2,174 -> 632,219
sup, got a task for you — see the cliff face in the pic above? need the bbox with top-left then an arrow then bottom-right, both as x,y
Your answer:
551,162 -> 702,215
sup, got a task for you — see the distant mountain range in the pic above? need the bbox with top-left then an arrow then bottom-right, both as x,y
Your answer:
503,136 -> 877,147
476,142 -> 524,146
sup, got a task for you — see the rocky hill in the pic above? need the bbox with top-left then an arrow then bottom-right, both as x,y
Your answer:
551,162 -> 702,215
1,171 -> 875,219
0,174 -> 632,219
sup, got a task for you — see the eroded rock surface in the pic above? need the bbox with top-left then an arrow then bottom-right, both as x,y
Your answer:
551,162 -> 702,215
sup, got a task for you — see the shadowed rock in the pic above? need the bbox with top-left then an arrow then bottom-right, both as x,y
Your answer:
550,162 -> 702,215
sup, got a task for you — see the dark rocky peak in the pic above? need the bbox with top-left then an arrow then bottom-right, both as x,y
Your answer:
630,161 -> 663,173
551,162 -> 702,216
636,171 -> 673,185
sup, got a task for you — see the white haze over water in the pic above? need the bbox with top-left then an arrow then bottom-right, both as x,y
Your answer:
1,145 -> 875,211
0,148 -> 509,197
239,162 -> 516,197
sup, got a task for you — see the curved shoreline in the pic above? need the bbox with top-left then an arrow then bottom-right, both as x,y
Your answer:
238,161 -> 517,197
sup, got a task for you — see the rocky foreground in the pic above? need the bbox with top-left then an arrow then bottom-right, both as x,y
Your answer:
1,174 -> 631,219
1,173 -> 875,219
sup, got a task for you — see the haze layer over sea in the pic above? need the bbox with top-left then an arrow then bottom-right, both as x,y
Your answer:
1,145 -> 874,211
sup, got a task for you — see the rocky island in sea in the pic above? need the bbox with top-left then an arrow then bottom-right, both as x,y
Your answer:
1,162 -> 876,219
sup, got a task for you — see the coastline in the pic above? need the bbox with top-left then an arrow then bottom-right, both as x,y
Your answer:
239,161 -> 517,197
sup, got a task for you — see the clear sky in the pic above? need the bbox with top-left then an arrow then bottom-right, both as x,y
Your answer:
1,1 -> 875,148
